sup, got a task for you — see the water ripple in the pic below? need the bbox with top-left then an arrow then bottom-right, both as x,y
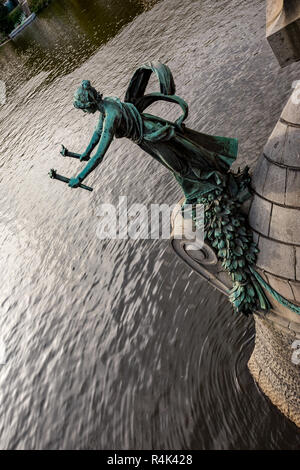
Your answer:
0,0 -> 299,450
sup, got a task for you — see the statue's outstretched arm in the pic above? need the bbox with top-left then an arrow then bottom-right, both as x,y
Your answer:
81,115 -> 104,160
61,116 -> 104,161
69,109 -> 118,186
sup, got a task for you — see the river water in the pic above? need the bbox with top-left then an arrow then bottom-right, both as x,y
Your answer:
0,0 -> 299,450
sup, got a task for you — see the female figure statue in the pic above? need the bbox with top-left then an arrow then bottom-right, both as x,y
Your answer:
66,62 -> 238,201
62,62 -> 271,316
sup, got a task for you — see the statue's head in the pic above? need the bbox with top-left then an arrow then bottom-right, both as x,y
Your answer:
73,80 -> 103,114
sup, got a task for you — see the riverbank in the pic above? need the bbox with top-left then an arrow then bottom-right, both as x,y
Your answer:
28,0 -> 52,14
0,0 -> 52,45
8,12 -> 36,39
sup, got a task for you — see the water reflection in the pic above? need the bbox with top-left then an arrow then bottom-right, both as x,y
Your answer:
0,0 -> 159,95
0,0 -> 299,451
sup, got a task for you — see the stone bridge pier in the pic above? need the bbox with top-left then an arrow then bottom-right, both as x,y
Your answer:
266,0 -> 300,67
248,85 -> 300,428
170,86 -> 300,427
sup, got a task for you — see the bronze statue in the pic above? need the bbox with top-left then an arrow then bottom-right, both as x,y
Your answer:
52,62 -> 273,316
64,62 -> 238,197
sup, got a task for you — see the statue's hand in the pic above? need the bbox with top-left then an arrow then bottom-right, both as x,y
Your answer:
68,177 -> 81,188
60,145 -> 68,156
80,152 -> 89,162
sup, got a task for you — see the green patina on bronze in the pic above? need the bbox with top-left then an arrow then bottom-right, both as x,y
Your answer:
194,177 -> 271,316
52,62 -> 278,316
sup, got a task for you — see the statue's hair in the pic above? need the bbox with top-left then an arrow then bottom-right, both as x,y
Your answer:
73,80 -> 103,110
